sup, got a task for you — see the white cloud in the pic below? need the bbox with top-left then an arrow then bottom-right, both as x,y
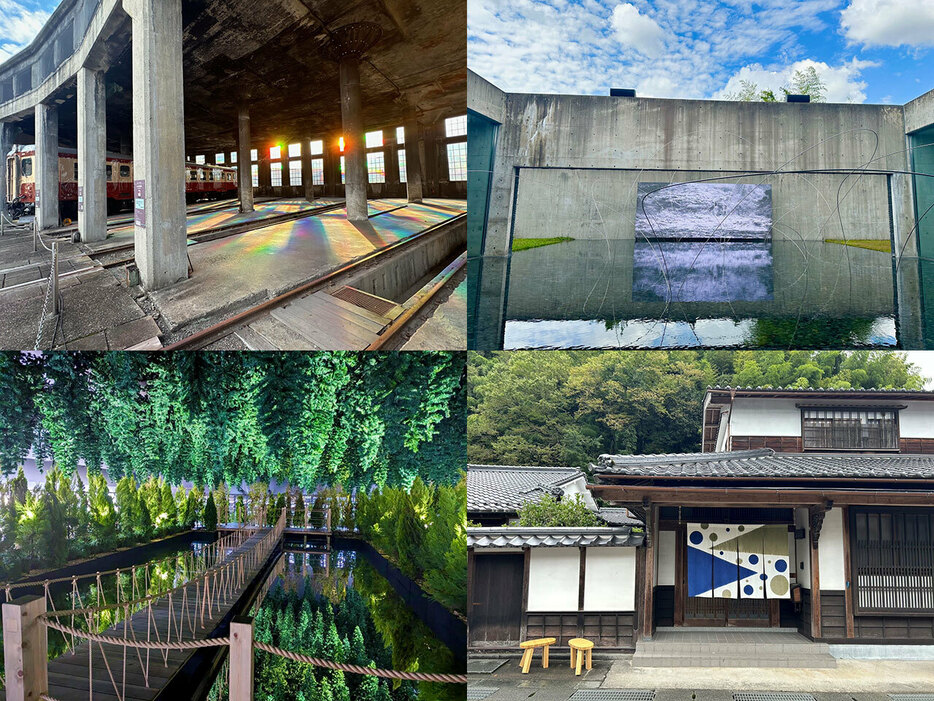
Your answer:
715,58 -> 876,103
841,0 -> 934,47
610,3 -> 666,57
0,1 -> 52,67
468,0 -> 844,98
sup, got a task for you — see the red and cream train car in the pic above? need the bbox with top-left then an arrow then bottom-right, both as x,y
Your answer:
4,146 -> 238,222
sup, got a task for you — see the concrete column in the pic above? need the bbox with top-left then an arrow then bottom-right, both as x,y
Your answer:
403,109 -> 424,203
300,137 -> 314,202
34,102 -> 60,230
258,151 -> 272,194
77,67 -> 108,242
385,128 -> 400,193
2,595 -> 48,701
236,107 -> 253,213
0,121 -> 10,217
339,57 -> 367,221
125,0 -> 188,290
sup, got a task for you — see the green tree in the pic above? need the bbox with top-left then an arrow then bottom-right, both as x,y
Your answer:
87,471 -> 116,548
204,491 -> 218,531
518,493 -> 604,527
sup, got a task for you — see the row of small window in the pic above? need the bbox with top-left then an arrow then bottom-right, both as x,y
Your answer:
193,116 -> 469,182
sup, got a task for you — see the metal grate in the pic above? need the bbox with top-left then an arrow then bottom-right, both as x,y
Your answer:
467,688 -> 499,700
891,696 -> 934,701
331,286 -> 397,317
467,659 -> 507,674
734,695 -> 816,701
569,692 -> 655,701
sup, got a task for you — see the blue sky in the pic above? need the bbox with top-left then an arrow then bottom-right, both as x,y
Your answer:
468,0 -> 934,104
0,0 -> 60,64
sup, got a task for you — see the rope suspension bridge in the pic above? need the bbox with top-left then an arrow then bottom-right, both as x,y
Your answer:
0,508 -> 466,701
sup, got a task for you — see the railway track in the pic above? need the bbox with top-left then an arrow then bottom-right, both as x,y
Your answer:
93,200 -> 350,268
163,212 -> 466,350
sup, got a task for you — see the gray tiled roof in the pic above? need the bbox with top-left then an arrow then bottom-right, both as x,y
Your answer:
707,386 -> 932,394
467,464 -> 584,513
594,449 -> 934,479
467,526 -> 644,548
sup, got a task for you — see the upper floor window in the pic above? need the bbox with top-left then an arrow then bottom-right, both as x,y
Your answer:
801,408 -> 898,451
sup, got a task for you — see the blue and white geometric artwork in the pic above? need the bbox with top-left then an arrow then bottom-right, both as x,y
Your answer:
687,523 -> 791,599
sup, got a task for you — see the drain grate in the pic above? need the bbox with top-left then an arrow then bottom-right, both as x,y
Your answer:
734,695 -> 816,701
569,692 -> 655,701
466,688 -> 499,700
891,696 -> 934,701
331,286 -> 397,317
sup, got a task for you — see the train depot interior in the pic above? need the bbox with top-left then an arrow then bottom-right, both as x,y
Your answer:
0,0 -> 466,350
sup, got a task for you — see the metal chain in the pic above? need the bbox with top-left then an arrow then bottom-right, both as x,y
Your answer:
33,261 -> 55,350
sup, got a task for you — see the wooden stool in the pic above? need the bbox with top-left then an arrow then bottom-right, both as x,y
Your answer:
518,637 -> 556,673
568,638 -> 594,676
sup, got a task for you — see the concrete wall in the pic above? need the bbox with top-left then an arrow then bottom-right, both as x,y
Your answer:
819,508 -> 846,591
729,397 -> 934,438
905,88 -> 934,135
467,70 -> 506,125
513,168 -> 891,241
0,0 -> 113,120
583,547 -> 636,611
471,69 -> 916,260
527,547 -> 579,611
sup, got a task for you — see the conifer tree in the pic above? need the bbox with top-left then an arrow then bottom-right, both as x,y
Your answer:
204,492 -> 218,531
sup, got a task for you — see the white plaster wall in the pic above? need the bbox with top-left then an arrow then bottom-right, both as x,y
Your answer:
729,397 -> 930,438
898,403 -> 934,438
527,548 -> 580,611
657,530 -> 676,586
819,508 -> 846,591
794,508 -> 810,588
730,398 -> 803,436
584,548 -> 636,611
560,476 -> 599,510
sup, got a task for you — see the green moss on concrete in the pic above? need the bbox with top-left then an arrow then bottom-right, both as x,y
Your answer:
824,238 -> 891,253
512,237 -> 574,252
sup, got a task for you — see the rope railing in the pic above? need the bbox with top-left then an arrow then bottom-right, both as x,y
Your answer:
30,509 -> 286,701
252,642 -> 468,684
11,509 -> 465,701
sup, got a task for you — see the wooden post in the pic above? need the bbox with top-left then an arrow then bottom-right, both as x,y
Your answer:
808,506 -> 826,639
3,595 -> 48,701
841,506 -> 855,638
641,503 -> 658,640
229,616 -> 253,701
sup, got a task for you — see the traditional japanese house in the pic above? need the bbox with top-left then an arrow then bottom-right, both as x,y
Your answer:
467,464 -> 644,649
467,387 -> 934,660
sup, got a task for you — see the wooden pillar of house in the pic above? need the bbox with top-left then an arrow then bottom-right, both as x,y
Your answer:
808,505 -> 828,639
577,546 -> 587,637
520,547 -> 530,641
841,506 -> 855,638
641,503 -> 658,640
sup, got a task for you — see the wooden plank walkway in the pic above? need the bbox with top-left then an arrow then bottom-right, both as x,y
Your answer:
44,528 -> 272,701
233,286 -> 401,351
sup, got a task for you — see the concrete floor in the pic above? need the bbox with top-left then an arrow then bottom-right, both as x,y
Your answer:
148,198 -> 466,334
84,197 -> 344,251
469,654 -> 934,700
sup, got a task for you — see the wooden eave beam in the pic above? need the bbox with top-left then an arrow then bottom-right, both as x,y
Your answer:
587,484 -> 934,507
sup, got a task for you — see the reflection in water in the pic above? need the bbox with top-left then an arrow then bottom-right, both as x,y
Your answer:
633,241 -> 773,302
473,237 -> 904,349
247,550 -> 462,701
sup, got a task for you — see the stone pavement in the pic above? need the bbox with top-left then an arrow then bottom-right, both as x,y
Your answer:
468,654 -> 934,701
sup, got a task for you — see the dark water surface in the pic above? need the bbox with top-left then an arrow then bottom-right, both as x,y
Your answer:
471,238 -> 911,349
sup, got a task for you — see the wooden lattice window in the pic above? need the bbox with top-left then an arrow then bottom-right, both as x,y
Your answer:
801,408 -> 898,451
851,508 -> 934,614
